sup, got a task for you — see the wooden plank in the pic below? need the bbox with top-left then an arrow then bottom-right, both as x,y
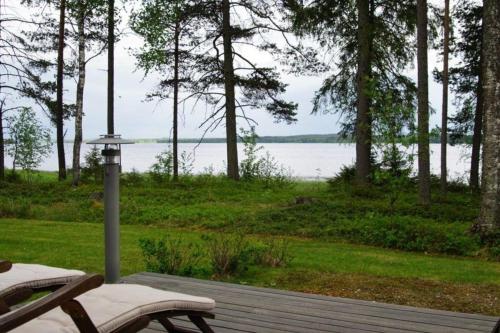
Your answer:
122,273 -> 499,333
124,273 -> 495,332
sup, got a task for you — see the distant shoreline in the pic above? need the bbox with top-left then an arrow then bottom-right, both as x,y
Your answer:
75,133 -> 464,144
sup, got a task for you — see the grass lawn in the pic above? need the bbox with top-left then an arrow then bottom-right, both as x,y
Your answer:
1,218 -> 499,316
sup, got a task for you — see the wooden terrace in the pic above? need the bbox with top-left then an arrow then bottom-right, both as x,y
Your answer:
123,272 -> 499,333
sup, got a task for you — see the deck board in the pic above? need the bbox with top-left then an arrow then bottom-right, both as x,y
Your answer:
123,272 -> 498,333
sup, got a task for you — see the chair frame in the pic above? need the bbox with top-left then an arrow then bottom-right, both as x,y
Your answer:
0,274 -> 215,333
0,261 -> 11,274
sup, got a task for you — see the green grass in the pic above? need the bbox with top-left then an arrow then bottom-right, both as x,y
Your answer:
1,218 -> 499,315
0,174 -> 492,258
2,219 -> 498,284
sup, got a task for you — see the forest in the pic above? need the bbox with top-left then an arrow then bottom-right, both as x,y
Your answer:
0,0 -> 499,317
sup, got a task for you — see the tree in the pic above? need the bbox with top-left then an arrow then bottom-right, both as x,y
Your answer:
108,0 -> 114,134
7,107 -> 52,181
286,0 -> 418,181
0,1 -> 57,179
477,0 -> 500,231
56,0 -> 67,180
417,0 -> 431,205
131,0 -> 203,181
440,0 -> 450,194
192,0 -> 299,180
67,0 -> 107,186
442,1 -> 483,190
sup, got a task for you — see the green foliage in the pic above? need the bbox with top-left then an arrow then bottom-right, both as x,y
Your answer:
288,0 -> 417,137
179,151 -> 195,176
139,235 -> 202,276
81,147 -> 104,183
239,127 -> 292,187
6,107 -> 52,181
255,238 -> 294,268
150,150 -> 173,183
334,215 -> 480,256
328,164 -> 356,185
202,233 -> 254,276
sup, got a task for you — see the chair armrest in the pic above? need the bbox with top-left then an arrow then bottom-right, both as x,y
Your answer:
0,261 -> 12,273
0,274 -> 104,332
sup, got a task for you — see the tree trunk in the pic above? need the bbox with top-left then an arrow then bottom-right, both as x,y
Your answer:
470,69 -> 483,191
355,0 -> 372,184
440,0 -> 450,194
417,0 -> 431,205
172,21 -> 180,181
478,0 -> 500,231
72,14 -> 86,186
56,0 -> 67,180
107,0 -> 114,135
222,0 -> 239,180
0,103 -> 4,181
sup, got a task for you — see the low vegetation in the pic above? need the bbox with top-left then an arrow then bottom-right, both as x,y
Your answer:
0,171 -> 497,260
1,219 -> 498,316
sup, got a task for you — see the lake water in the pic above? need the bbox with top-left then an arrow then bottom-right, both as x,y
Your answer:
4,143 -> 472,180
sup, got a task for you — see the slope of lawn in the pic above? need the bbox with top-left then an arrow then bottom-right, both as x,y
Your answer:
1,219 -> 499,316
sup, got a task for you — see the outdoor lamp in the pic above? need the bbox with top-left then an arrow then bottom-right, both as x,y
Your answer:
88,134 -> 133,283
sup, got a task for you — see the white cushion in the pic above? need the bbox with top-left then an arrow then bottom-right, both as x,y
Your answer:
8,283 -> 215,333
0,264 -> 84,298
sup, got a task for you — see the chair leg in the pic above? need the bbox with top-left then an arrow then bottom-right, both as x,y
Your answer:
492,318 -> 500,333
157,317 -> 199,333
188,315 -> 214,333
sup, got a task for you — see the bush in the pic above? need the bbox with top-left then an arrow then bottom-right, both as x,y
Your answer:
239,127 -> 292,187
139,235 -> 202,276
150,150 -> 173,183
202,233 -> 254,276
122,168 -> 145,186
81,147 -> 104,183
328,164 -> 356,185
334,215 -> 480,256
255,238 -> 294,267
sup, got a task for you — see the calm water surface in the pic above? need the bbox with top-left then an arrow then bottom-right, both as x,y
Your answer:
5,143 -> 472,180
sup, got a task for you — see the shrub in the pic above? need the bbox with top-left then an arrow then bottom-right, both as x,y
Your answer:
256,238 -> 294,267
202,233 -> 254,276
334,215 -> 480,256
139,235 -> 202,276
239,127 -> 292,187
122,168 -> 145,186
81,147 -> 104,183
179,151 -> 195,176
150,150 -> 173,183
328,164 -> 356,186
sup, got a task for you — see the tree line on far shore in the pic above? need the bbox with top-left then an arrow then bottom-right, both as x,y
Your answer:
0,0 -> 498,232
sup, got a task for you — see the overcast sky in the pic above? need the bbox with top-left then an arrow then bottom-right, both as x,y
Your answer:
9,0 -> 450,140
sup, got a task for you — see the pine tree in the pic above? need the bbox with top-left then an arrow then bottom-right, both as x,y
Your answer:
192,0 -> 299,180
286,0 -> 418,181
131,0 -> 204,181
440,0 -> 450,194
417,0 -> 431,205
477,0 -> 500,231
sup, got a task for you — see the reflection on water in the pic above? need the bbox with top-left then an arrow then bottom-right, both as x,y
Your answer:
4,143 -> 472,180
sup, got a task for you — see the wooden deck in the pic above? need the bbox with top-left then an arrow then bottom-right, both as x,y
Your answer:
123,272 -> 499,333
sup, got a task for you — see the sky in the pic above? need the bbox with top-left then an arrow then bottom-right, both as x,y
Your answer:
7,0 -> 451,141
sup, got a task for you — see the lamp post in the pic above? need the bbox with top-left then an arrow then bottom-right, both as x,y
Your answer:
88,134 -> 133,283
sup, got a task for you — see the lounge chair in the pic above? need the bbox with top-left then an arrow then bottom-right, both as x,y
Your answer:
0,274 -> 216,333
0,261 -> 84,313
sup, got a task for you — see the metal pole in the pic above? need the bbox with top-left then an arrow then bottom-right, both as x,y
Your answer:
104,156 -> 120,283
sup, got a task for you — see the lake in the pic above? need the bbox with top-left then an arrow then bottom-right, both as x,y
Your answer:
5,143 -> 473,180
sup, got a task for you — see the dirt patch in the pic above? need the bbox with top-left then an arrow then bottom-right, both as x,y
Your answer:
276,270 -> 500,316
